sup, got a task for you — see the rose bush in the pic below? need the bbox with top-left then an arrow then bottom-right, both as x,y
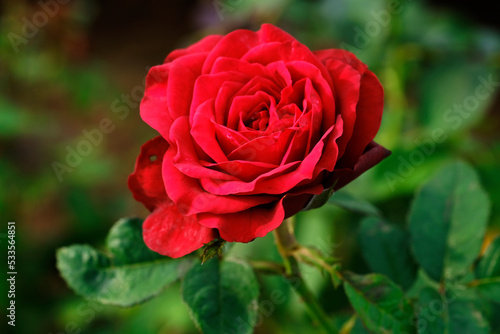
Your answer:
128,24 -> 390,258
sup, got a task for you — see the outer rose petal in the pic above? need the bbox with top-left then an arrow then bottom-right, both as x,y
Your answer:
128,136 -> 169,211
142,36 -> 225,138
315,49 -> 384,168
128,136 -> 218,258
283,192 -> 318,218
258,23 -> 296,44
167,53 -> 208,120
143,199 -> 217,258
316,57 -> 361,158
314,49 -> 368,73
330,141 -> 391,191
337,70 -> 384,168
165,35 -> 223,62
202,29 -> 260,73
140,64 -> 174,140
197,199 -> 285,243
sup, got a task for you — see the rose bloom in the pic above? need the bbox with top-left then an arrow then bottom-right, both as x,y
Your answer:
128,24 -> 389,258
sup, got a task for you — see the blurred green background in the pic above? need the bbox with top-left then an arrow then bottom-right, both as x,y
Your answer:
1,0 -> 499,333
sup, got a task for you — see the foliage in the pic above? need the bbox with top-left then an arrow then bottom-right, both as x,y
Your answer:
56,161 -> 500,333
57,218 -> 192,306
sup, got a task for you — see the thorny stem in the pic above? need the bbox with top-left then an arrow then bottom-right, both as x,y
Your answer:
273,218 -> 338,334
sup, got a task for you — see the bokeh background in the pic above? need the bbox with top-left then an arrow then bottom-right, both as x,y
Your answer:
1,0 -> 499,333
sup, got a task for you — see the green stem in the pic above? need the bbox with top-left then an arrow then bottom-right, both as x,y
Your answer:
273,218 -> 338,334
249,260 -> 285,276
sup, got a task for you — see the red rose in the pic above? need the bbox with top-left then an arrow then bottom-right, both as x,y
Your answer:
129,24 -> 389,258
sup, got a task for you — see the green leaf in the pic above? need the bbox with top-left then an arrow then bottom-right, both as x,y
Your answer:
473,237 -> 500,302
339,316 -> 374,333
405,269 -> 441,300
476,237 -> 500,278
57,218 -> 191,306
358,217 -> 417,290
416,287 -> 489,334
350,318 -> 375,334
409,161 -> 490,282
329,190 -> 381,216
182,258 -> 260,334
418,61 -> 493,135
343,271 -> 413,333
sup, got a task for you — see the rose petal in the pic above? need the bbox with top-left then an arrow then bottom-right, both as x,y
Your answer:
315,49 -> 384,167
338,70 -> 384,168
190,71 -> 248,125
213,122 -> 249,155
314,49 -> 368,73
202,29 -> 260,73
285,61 -> 335,132
297,78 -> 323,153
201,123 -> 339,196
197,198 -> 286,242
226,81 -> 281,130
312,114 -> 344,173
258,23 -> 296,44
167,53 -> 208,120
214,80 -> 246,125
283,187 -> 325,218
165,35 -> 223,63
202,159 -> 277,182
330,141 -> 391,191
227,91 -> 273,131
129,136 -> 219,258
242,41 -> 334,91
191,100 -> 230,163
211,56 -> 267,76
163,139 -> 277,215
143,199 -> 217,258
281,121 -> 311,164
227,129 -> 295,165
128,136 -> 169,211
170,116 -> 233,179
140,64 -> 174,139
318,56 -> 362,157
